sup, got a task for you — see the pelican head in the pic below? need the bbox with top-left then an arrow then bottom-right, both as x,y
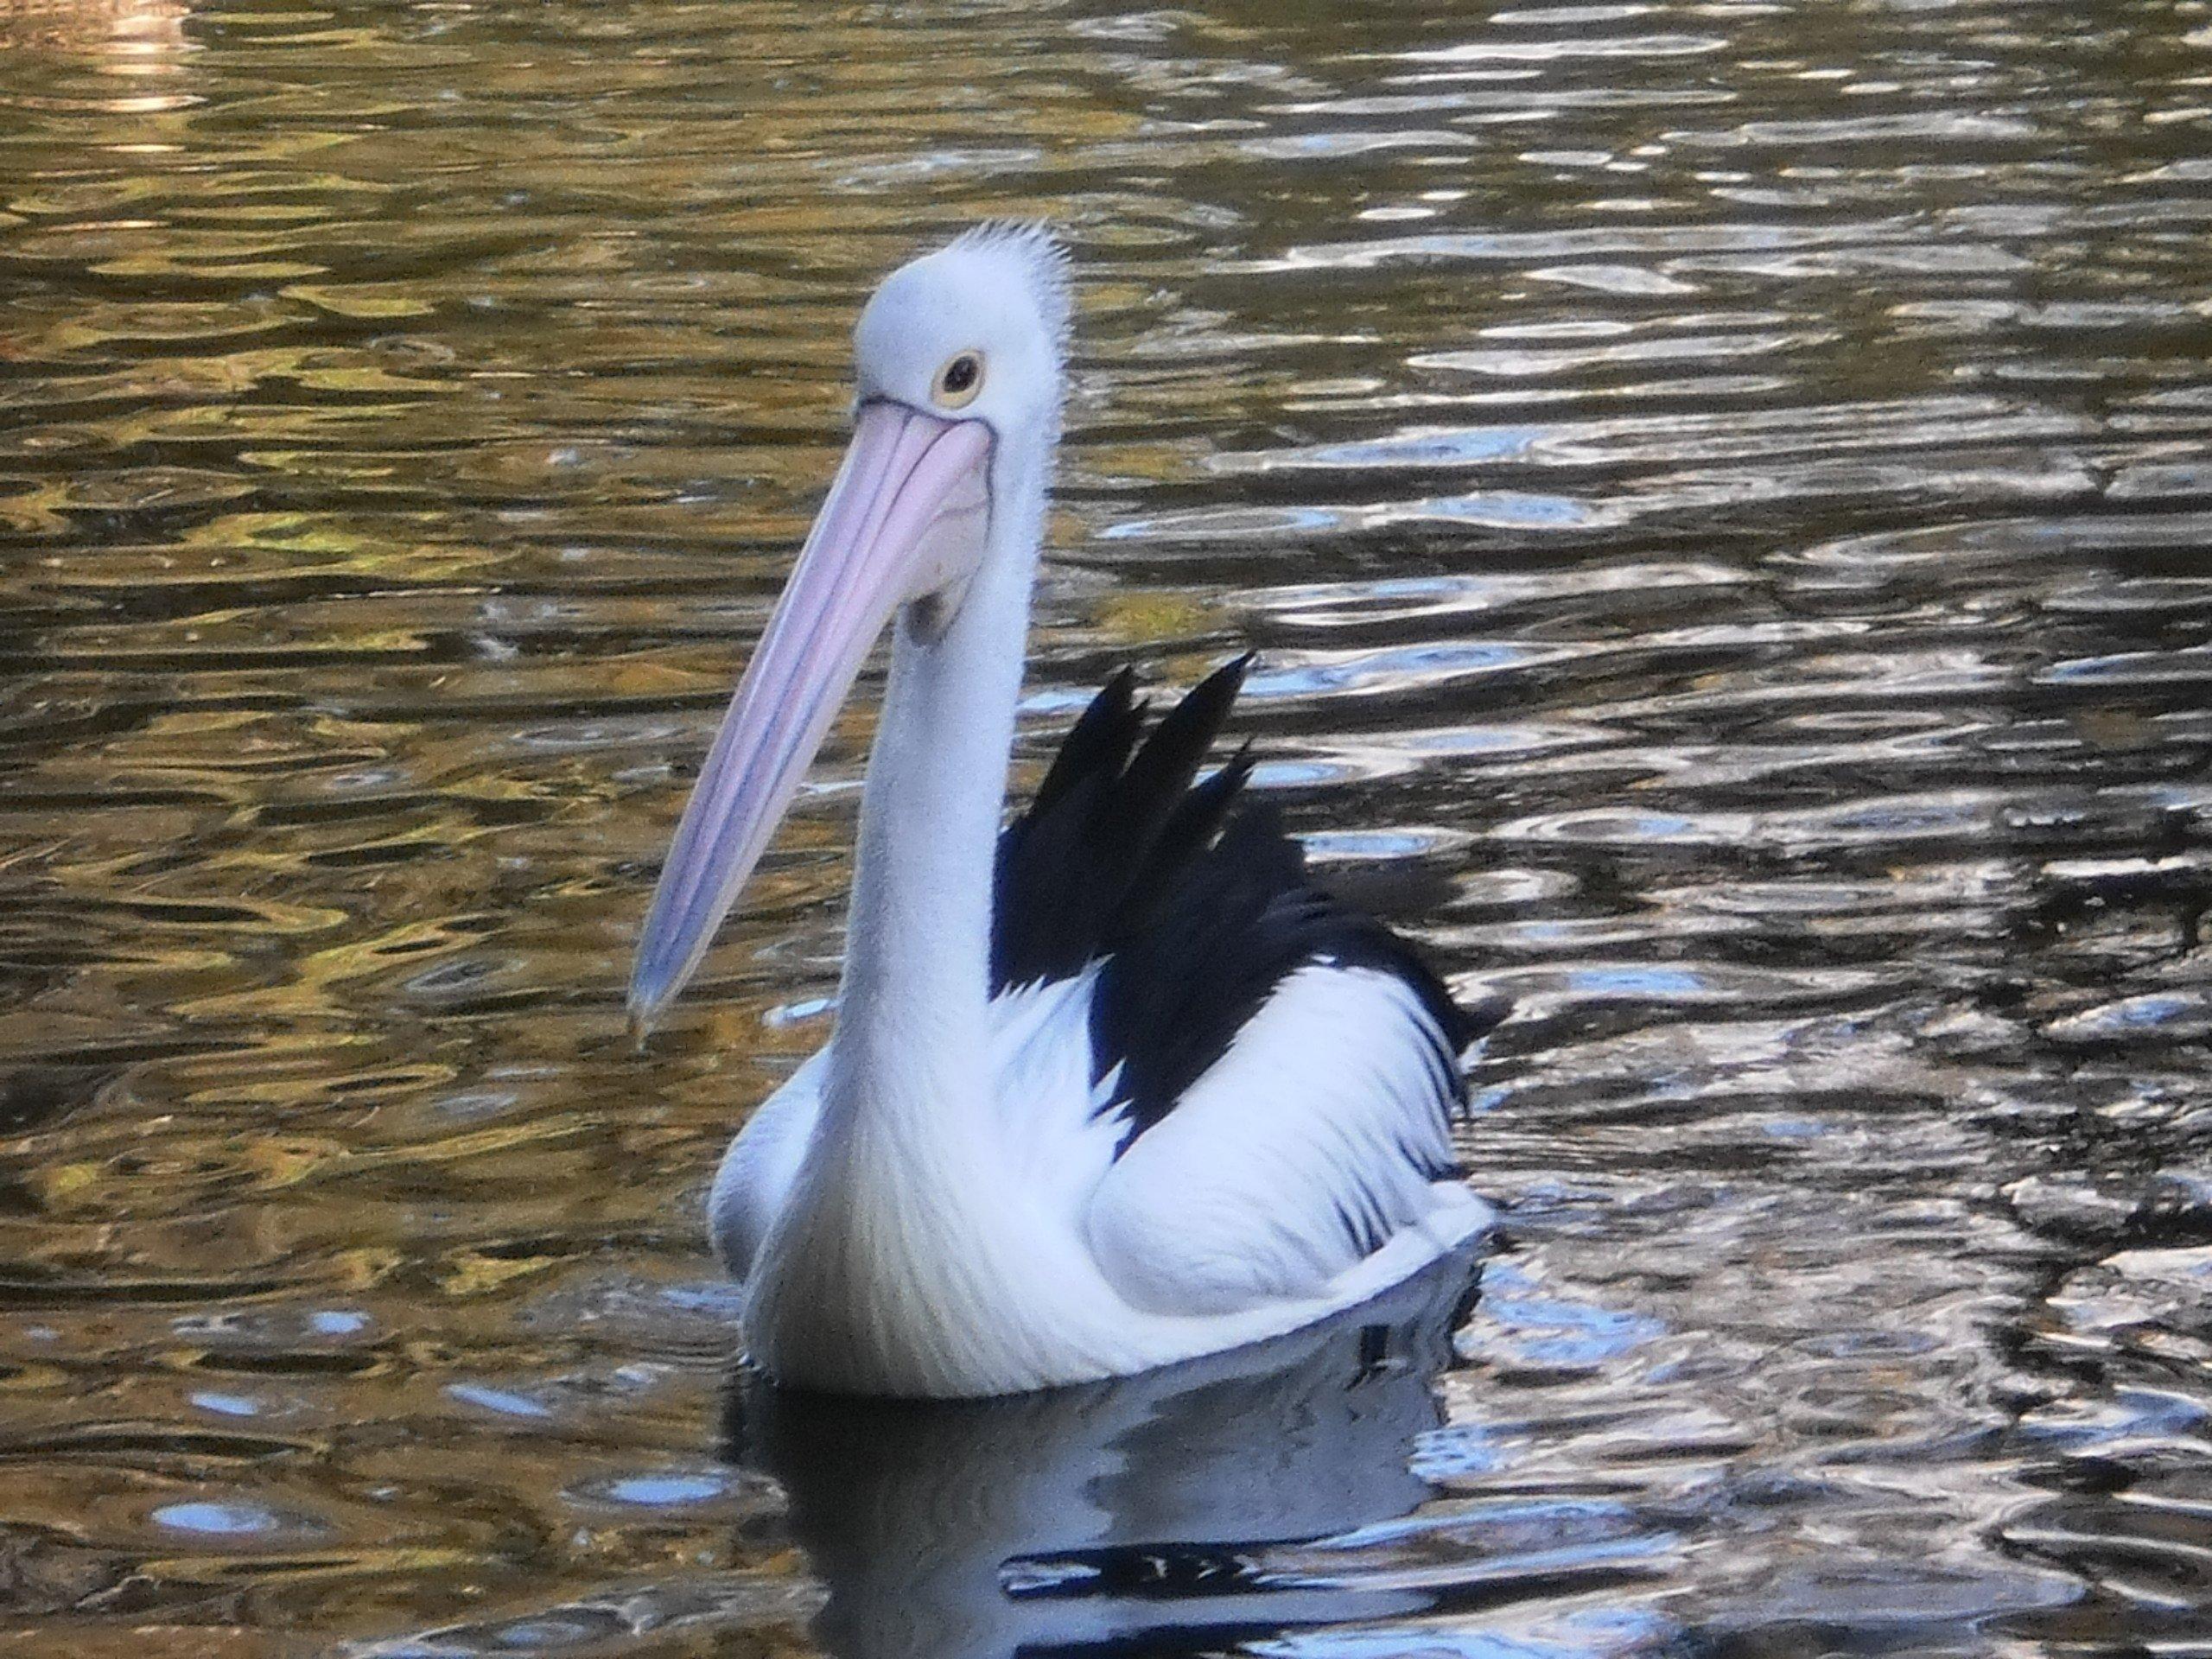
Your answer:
629,222 -> 1071,1033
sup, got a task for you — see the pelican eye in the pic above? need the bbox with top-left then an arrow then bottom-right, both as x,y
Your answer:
933,351 -> 984,409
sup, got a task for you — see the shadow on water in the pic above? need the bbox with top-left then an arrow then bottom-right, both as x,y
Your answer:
722,1255 -> 1484,1659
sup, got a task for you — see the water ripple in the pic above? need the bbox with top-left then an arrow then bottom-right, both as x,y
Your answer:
2,0 -> 2209,1653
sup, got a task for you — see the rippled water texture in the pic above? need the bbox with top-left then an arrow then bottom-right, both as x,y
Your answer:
3,0 -> 2210,1653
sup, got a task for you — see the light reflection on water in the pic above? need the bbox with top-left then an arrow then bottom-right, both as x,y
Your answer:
2,0 -> 2209,1652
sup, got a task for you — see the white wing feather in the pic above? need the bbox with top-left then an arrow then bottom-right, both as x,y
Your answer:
707,1047 -> 827,1281
1082,963 -> 1471,1316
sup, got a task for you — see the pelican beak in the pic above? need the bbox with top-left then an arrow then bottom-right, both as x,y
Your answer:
629,401 -> 995,1033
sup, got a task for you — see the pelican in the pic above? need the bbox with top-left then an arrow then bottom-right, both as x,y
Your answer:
631,222 -> 1498,1398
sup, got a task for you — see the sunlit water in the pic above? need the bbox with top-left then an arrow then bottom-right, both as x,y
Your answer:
3,0 -> 2210,1653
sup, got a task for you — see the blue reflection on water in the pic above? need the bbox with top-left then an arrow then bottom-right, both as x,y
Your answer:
1568,967 -> 1707,998
154,1501 -> 282,1537
602,1471 -> 727,1506
448,1382 -> 556,1420
190,1390 -> 262,1418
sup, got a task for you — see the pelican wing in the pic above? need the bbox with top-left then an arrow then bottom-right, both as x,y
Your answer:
1084,959 -> 1487,1316
995,660 -> 1496,1142
993,662 -> 1503,1316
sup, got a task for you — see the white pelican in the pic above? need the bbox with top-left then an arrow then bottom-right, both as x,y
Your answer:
631,222 -> 1497,1398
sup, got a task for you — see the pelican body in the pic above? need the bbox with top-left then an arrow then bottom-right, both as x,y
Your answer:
632,224 -> 1497,1398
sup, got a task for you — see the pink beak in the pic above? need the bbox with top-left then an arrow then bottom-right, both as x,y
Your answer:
630,401 -> 994,1032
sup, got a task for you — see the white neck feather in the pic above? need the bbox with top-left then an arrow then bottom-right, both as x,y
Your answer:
821,424 -> 1052,1141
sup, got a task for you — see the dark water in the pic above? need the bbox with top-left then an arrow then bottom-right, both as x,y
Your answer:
3,0 -> 2210,1653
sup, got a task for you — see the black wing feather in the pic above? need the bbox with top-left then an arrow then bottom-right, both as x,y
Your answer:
1028,667 -> 1140,821
992,658 -> 1501,1152
992,655 -> 1251,990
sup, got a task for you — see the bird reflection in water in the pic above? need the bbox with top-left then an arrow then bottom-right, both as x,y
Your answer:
722,1249 -> 1484,1659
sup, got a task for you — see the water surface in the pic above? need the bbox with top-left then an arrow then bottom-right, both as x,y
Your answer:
3,0 -> 2210,1653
